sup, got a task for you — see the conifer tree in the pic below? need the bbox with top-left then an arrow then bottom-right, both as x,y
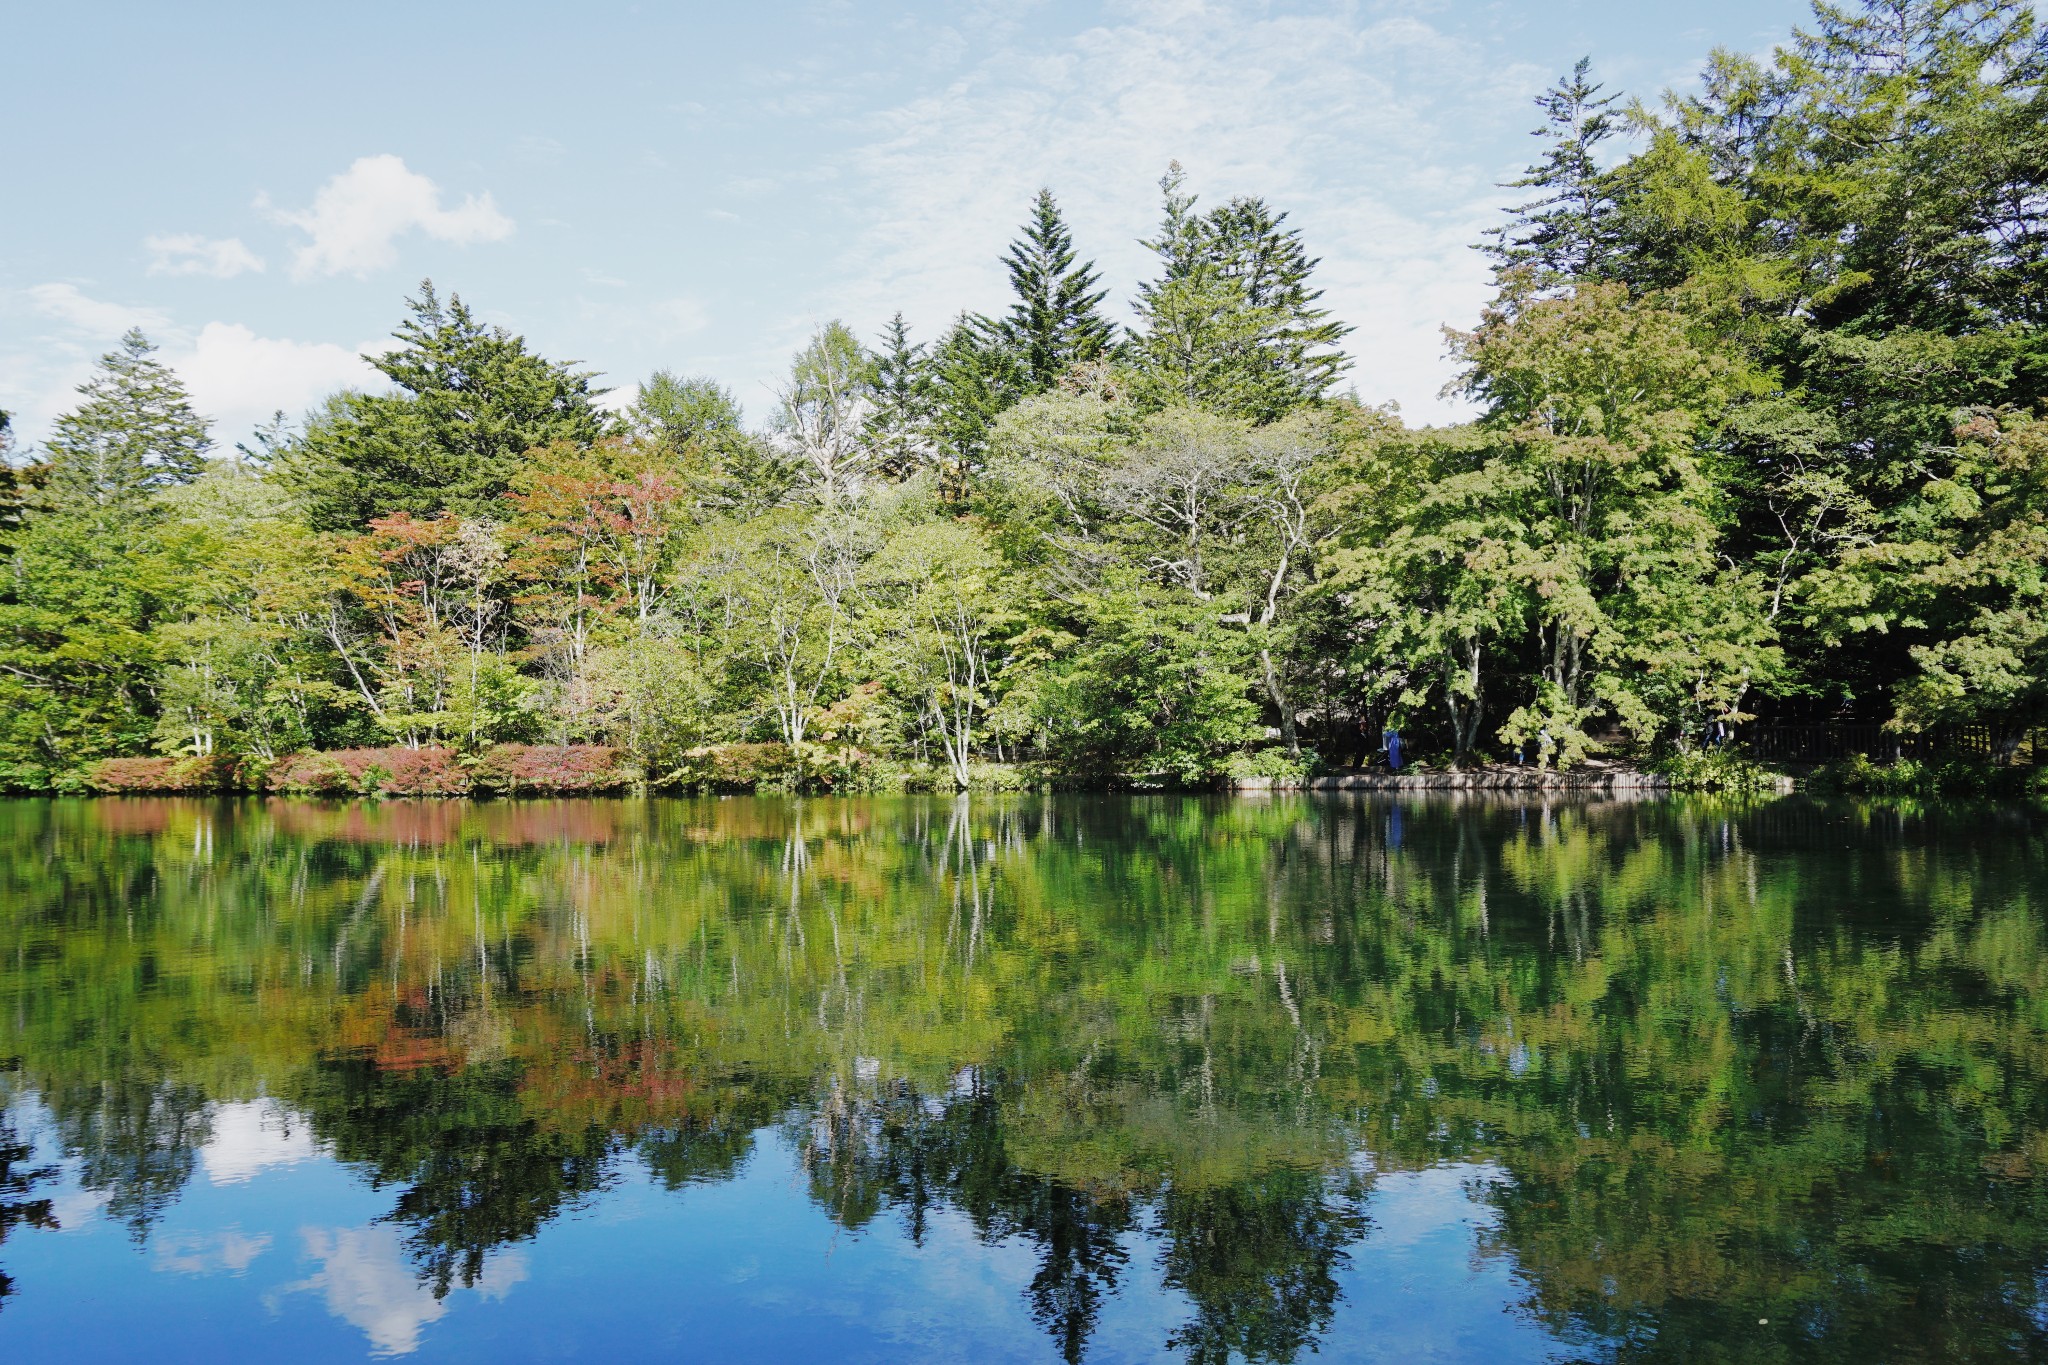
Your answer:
867,313 -> 938,479
282,282 -> 610,529
928,314 -> 1026,500
1204,195 -> 1351,401
999,189 -> 1115,391
41,330 -> 212,516
1483,58 -> 1623,288
1129,165 -> 1351,420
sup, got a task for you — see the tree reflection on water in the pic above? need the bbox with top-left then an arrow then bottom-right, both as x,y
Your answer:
1,793 -> 2045,1360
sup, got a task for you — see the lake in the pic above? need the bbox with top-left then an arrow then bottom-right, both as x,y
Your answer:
0,793 -> 2044,1362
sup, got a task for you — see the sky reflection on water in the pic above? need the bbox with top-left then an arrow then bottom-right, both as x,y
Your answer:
1,794 -> 2044,1362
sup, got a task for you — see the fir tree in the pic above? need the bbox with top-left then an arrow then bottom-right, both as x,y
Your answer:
1129,165 -> 1351,420
928,314 -> 1026,501
281,281 -> 611,529
1204,195 -> 1352,403
999,189 -> 1115,391
1484,58 -> 1623,288
40,330 -> 213,516
867,313 -> 939,480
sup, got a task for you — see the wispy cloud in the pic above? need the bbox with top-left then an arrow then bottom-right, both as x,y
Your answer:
262,154 -> 515,281
818,0 -> 1544,420
145,233 -> 265,279
25,282 -> 171,336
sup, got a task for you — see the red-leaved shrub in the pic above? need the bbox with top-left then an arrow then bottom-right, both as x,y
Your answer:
85,755 -> 257,793
267,747 -> 471,797
470,744 -> 634,795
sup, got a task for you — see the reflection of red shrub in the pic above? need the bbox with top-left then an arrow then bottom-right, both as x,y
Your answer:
267,747 -> 471,796
85,756 -> 253,792
265,798 -> 471,845
86,799 -> 183,834
470,744 -> 633,795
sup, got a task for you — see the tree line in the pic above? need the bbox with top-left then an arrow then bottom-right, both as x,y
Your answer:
3,0 -> 2044,789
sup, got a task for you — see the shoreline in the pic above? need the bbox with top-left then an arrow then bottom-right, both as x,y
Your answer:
1232,761 -> 1705,793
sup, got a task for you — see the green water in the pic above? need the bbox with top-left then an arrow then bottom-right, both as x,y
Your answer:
0,794 -> 2044,1362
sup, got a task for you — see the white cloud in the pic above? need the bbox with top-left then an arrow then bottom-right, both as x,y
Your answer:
824,2 -> 1542,422
264,154 -> 515,281
146,233 -> 265,279
45,1186 -> 110,1233
25,282 -> 171,336
2,316 -> 377,452
278,1225 -> 527,1356
200,1100 -> 318,1184
596,380 -> 639,416
155,1227 -> 273,1275
164,322 -> 383,441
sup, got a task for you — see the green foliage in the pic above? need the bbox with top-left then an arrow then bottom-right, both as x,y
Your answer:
1808,752 -> 2046,798
928,313 -> 1027,500
866,313 -> 938,481
997,187 -> 1115,391
1648,747 -> 1781,792
1027,574 -> 1261,783
1127,164 -> 1351,421
6,4 -> 2048,786
39,330 -> 212,520
1224,746 -> 1323,782
281,281 -> 610,529
1483,57 -> 1623,288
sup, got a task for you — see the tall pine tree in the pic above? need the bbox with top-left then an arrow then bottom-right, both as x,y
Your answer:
999,189 -> 1115,391
40,330 -> 212,517
1483,58 -> 1623,289
1129,164 -> 1351,420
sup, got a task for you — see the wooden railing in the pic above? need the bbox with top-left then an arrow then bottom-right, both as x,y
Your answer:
1737,725 -> 2045,765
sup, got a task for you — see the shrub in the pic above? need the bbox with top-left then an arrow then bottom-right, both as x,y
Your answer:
1225,747 -> 1323,783
0,761 -> 52,794
965,762 -> 1049,792
659,743 -> 801,793
1651,749 -> 1781,793
268,747 -> 470,797
1807,754 -> 2038,798
84,755 -> 260,793
470,744 -> 635,796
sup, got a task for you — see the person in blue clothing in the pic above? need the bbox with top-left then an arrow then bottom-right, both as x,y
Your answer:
1382,724 -> 1404,772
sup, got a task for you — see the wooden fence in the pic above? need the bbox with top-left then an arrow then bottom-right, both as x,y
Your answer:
1738,724 -> 2046,765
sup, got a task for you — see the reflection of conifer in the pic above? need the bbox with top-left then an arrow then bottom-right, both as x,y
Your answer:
790,1074 -> 1136,1363
1159,1169 -> 1369,1365
0,1110 -> 60,1310
51,1078 -> 211,1244
292,1055 -> 611,1299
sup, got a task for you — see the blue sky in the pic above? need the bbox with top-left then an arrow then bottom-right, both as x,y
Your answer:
3,0 -> 1815,447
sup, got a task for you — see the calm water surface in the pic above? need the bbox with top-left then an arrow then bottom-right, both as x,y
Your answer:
0,794 -> 2044,1362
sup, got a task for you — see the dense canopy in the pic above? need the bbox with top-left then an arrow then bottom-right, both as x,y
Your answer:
2,0 -> 2044,790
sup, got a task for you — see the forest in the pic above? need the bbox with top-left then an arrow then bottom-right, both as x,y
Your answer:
1,0 -> 2044,793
